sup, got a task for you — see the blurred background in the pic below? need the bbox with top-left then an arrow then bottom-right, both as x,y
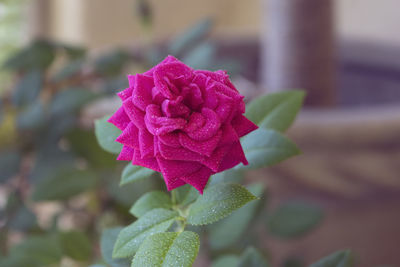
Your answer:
0,0 -> 400,266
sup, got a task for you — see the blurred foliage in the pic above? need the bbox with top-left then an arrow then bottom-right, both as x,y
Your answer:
0,1 -> 352,266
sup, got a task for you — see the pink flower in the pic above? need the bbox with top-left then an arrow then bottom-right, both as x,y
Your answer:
109,56 -> 258,193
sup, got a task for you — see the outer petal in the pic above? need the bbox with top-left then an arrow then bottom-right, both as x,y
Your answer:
180,166 -> 213,194
108,107 -> 130,130
158,142 -> 203,162
218,142 -> 248,172
157,158 -> 201,190
139,128 -> 154,158
231,115 -> 258,137
116,122 -> 139,149
117,146 -> 135,161
133,150 -> 161,172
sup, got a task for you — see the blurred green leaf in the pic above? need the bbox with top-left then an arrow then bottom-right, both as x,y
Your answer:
52,59 -> 84,82
0,255 -> 39,267
0,149 -> 21,183
120,164 -> 154,186
9,236 -> 62,266
94,50 -> 130,76
131,231 -> 199,267
267,201 -> 323,239
130,191 -> 172,218
239,129 -> 300,170
3,40 -> 56,71
212,255 -> 240,267
113,209 -> 178,258
95,115 -> 123,154
238,247 -> 269,267
100,227 -> 130,267
182,41 -> 216,69
309,250 -> 353,267
59,44 -> 86,59
108,174 -> 162,207
283,258 -> 304,267
245,91 -> 305,132
59,230 -> 92,261
208,183 -> 264,250
50,87 -> 98,116
12,70 -> 42,107
168,18 -> 213,56
172,184 -> 199,207
187,183 -> 257,226
16,100 -> 46,130
32,168 -> 97,201
66,128 -> 117,168
9,206 -> 37,231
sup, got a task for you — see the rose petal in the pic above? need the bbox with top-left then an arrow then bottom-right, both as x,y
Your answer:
158,132 -> 181,148
157,158 -> 201,190
158,142 -> 203,161
108,106 -> 130,130
186,108 -> 221,141
133,74 -> 154,111
180,166 -> 213,194
231,115 -> 259,137
154,62 -> 193,99
139,128 -> 154,158
145,104 -> 186,135
117,87 -> 133,101
122,97 -> 146,129
179,130 -> 222,157
133,150 -> 161,172
116,122 -> 139,149
218,141 -> 248,172
117,146 -> 135,161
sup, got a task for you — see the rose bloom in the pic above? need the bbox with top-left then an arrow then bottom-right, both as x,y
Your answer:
109,56 -> 257,193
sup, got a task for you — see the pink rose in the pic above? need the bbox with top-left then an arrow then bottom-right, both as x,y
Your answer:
109,56 -> 258,193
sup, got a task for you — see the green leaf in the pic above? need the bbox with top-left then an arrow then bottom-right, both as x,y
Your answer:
0,149 -> 21,183
172,184 -> 199,206
32,168 -> 97,201
131,231 -> 200,267
208,169 -> 244,187
208,183 -> 264,250
168,18 -> 214,56
95,115 -> 123,154
267,201 -> 323,238
212,255 -> 239,267
238,247 -> 269,267
245,90 -> 304,132
182,41 -> 216,69
187,183 -> 257,225
50,87 -> 98,116
113,208 -> 179,258
16,101 -> 46,130
9,236 -> 62,266
3,40 -> 56,71
59,230 -> 92,261
12,70 -> 42,107
130,191 -> 172,218
240,129 -> 300,170
120,164 -> 154,186
100,228 -> 130,267
309,250 -> 353,267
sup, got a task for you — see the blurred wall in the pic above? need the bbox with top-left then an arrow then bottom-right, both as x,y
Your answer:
46,0 -> 400,50
48,0 -> 261,50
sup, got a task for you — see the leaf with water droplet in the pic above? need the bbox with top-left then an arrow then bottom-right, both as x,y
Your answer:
120,163 -> 154,186
187,183 -> 258,225
130,191 -> 172,218
239,129 -> 300,170
131,231 -> 199,267
113,209 -> 178,258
